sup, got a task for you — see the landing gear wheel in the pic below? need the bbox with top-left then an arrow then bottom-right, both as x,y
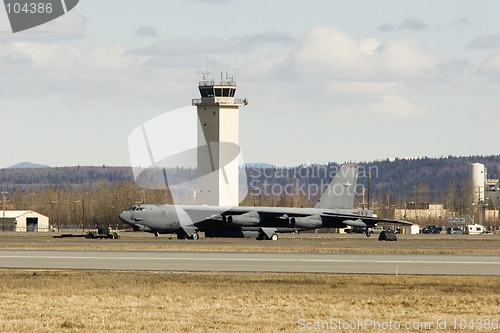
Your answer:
154,232 -> 160,237
271,234 -> 279,241
365,229 -> 371,237
191,232 -> 200,240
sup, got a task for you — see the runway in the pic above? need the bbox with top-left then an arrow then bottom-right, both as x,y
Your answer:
1,250 -> 499,275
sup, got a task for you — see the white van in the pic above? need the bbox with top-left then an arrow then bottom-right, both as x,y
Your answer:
368,227 -> 385,235
465,224 -> 486,235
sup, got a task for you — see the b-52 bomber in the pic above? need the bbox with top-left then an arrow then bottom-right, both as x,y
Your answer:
118,164 -> 409,240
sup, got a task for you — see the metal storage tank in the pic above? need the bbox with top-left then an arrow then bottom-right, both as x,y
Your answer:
470,163 -> 486,204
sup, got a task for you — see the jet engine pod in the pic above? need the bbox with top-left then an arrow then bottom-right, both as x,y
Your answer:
343,219 -> 367,228
226,211 -> 260,226
289,215 -> 322,228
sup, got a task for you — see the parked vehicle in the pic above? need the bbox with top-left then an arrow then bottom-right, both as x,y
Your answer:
378,230 -> 397,241
446,227 -> 463,234
368,227 -> 385,234
344,226 -> 367,234
422,226 -> 440,234
465,224 -> 486,235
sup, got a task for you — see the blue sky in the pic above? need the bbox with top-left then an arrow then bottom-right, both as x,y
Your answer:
1,0 -> 499,167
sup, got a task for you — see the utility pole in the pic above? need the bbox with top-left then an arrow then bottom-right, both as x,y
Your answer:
458,185 -> 462,218
2,192 -> 8,232
367,172 -> 371,210
82,198 -> 85,232
57,191 -> 61,231
478,186 -> 482,225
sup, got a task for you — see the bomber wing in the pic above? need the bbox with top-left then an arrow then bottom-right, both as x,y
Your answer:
320,212 -> 412,228
182,205 -> 410,232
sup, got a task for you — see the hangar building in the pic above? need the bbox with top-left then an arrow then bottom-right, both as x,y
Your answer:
1,210 -> 50,232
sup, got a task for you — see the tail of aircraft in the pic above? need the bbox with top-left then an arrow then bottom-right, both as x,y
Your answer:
314,164 -> 358,210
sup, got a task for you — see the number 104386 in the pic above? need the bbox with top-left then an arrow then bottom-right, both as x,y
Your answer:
6,2 -> 53,14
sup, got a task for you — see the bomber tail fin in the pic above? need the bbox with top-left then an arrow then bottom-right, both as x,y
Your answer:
314,164 -> 358,210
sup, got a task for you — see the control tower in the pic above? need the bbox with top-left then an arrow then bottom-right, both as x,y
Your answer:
192,72 -> 247,206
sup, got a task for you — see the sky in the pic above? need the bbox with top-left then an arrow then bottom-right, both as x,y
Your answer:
1,0 -> 499,168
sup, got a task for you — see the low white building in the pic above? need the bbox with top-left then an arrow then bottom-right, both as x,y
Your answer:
1,210 -> 50,232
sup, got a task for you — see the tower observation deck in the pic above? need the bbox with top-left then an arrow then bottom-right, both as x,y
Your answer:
192,79 -> 248,107
193,75 -> 247,206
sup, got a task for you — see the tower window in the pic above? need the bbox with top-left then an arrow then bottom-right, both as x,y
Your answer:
199,87 -> 214,97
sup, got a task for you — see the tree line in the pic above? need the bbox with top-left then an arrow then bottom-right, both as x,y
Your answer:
1,155 -> 499,228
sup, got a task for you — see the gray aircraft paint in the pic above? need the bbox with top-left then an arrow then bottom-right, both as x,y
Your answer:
119,164 -> 409,240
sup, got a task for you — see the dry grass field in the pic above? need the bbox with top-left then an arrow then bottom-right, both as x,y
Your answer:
1,232 -> 499,255
0,269 -> 498,333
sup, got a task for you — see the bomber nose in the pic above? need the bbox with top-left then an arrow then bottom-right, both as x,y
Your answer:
119,211 -> 132,223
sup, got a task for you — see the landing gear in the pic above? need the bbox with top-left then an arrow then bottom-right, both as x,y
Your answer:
257,232 -> 279,241
154,232 -> 160,237
176,230 -> 200,240
365,229 -> 372,237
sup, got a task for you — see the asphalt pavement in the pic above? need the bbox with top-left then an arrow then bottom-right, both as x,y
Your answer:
0,250 -> 498,275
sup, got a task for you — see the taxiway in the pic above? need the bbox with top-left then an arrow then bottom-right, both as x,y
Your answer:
0,250 -> 498,275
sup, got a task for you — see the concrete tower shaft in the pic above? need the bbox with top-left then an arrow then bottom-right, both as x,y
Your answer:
192,77 -> 247,206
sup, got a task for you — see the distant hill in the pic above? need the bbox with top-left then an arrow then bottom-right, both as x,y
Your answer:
356,155 -> 500,205
8,162 -> 51,169
0,165 -> 134,191
1,155 -> 499,206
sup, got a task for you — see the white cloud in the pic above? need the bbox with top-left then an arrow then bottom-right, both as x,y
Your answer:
378,17 -> 429,32
277,26 -> 443,81
184,0 -> 231,3
0,24 -> 473,130
324,81 -> 406,96
238,54 -> 286,79
134,25 -> 159,38
449,17 -> 472,30
438,58 -> 471,79
478,51 -> 500,77
468,33 -> 500,49
0,12 -> 86,42
361,95 -> 433,120
0,41 -> 160,101
400,17 -> 429,31
131,31 -> 294,57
